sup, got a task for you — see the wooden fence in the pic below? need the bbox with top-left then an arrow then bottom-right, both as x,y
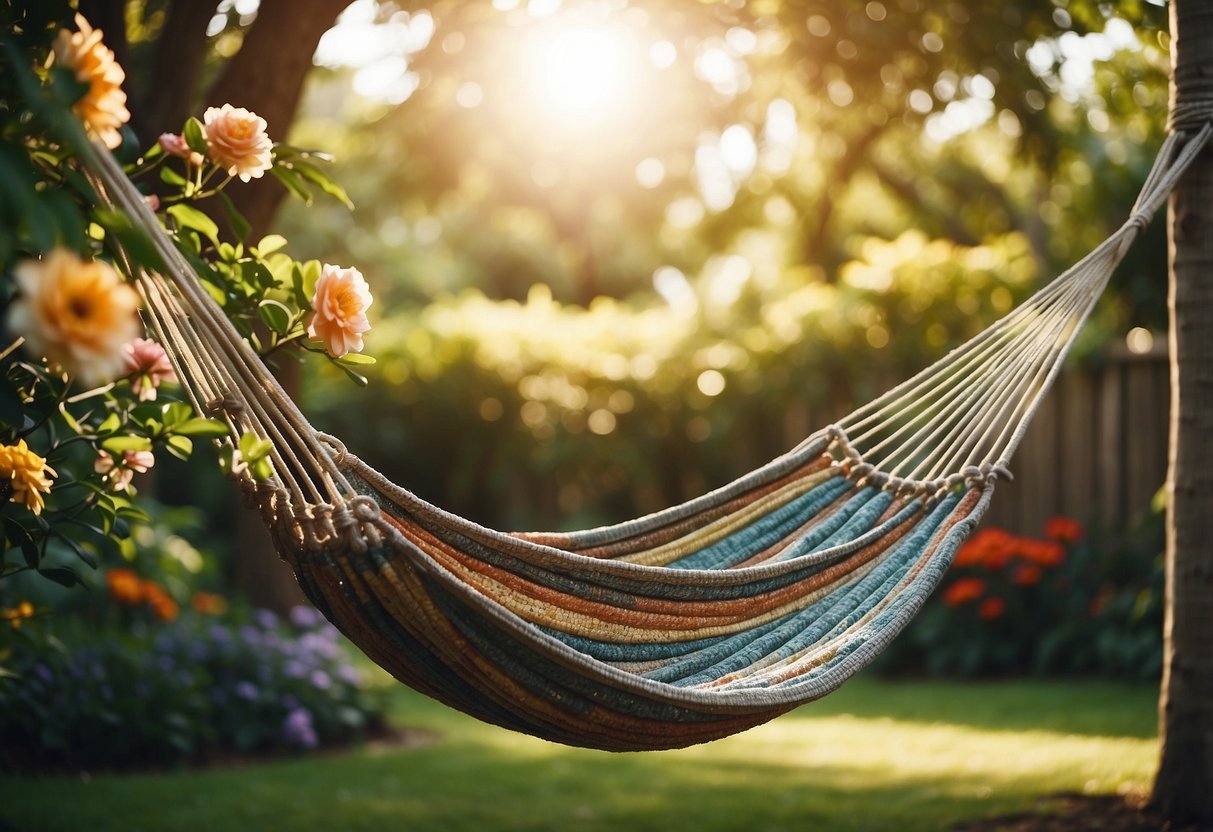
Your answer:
979,344 -> 1170,535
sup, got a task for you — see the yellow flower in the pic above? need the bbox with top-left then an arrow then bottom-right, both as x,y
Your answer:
203,104 -> 273,182
53,14 -> 130,150
6,248 -> 141,386
0,440 -> 56,516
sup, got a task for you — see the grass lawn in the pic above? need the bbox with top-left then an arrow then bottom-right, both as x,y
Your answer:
0,677 -> 1158,832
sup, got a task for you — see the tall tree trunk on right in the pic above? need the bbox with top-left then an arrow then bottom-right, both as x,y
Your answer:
1152,1 -> 1213,825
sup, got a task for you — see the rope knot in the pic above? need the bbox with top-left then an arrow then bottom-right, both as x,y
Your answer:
315,432 -> 349,466
204,395 -> 244,416
1125,210 -> 1151,235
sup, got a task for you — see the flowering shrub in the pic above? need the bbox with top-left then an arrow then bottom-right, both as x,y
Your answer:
0,12 -> 372,600
0,605 -> 385,770
880,507 -> 1166,679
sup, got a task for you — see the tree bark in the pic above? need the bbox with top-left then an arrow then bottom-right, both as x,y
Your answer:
202,0 -> 351,239
1152,1 -> 1213,824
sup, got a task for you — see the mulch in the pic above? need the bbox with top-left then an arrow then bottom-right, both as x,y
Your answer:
954,792 -> 1213,831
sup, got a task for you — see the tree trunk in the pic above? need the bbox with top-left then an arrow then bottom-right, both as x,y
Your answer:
1152,1 -> 1213,824
203,0 -> 351,239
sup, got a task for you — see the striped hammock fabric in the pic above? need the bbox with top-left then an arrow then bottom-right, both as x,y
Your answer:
80,124 -> 1210,751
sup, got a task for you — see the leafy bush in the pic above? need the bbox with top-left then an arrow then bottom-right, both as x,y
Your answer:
0,605 -> 385,770
305,232 -> 1039,531
879,503 -> 1165,680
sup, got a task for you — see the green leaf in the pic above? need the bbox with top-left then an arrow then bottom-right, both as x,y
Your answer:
38,567 -> 80,588
291,160 -> 354,209
166,434 -> 194,460
257,299 -> 292,334
290,264 -> 310,308
183,117 -> 208,155
218,191 -> 251,243
174,418 -> 230,437
256,234 -> 288,256
159,401 -> 194,427
239,432 -> 273,461
101,435 -> 154,454
94,209 -> 166,272
97,412 -> 122,435
166,203 -> 220,249
270,166 -> 312,204
160,166 -> 188,187
337,364 -> 369,386
251,458 -> 273,481
337,352 -> 376,365
57,534 -> 98,569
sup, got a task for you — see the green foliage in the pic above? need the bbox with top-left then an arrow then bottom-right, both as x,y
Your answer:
0,606 -> 385,770
306,231 -> 1036,529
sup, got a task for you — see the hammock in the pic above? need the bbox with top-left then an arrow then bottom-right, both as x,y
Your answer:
79,124 -> 1210,751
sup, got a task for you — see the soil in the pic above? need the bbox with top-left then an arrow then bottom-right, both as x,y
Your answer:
954,792 -> 1213,831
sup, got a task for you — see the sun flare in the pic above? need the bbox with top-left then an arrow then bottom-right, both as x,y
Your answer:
526,23 -> 638,126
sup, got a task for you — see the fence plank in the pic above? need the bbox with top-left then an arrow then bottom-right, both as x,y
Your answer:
979,345 -> 1167,535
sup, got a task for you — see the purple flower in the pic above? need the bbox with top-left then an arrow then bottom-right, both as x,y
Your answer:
289,606 -> 322,630
34,664 -> 52,684
284,660 -> 308,680
282,707 -> 318,749
336,664 -> 360,686
299,633 -> 339,660
310,670 -> 332,691
235,680 -> 259,701
254,609 -> 278,630
209,624 -> 232,642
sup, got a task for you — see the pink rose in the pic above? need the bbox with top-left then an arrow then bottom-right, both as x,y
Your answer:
306,264 -> 373,358
122,337 -> 176,401
202,104 -> 273,182
95,449 -> 155,492
158,132 -> 203,166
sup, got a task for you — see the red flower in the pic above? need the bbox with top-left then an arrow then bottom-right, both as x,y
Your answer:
1043,516 -> 1083,543
1020,539 -> 1065,567
942,577 -> 987,606
1013,564 -> 1042,586
979,597 -> 1006,620
955,528 -> 1017,569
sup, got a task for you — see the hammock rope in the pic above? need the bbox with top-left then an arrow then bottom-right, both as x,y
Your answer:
76,122 -> 1211,751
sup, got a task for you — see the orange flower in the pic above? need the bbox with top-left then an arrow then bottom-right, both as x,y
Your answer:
7,249 -> 141,386
149,593 -> 179,621
191,592 -> 228,616
202,104 -> 273,181
141,581 -> 179,621
306,264 -> 372,358
106,568 -> 145,605
1043,516 -> 1084,543
1013,564 -> 1042,586
53,14 -> 130,149
979,596 -> 1006,620
942,577 -> 986,606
